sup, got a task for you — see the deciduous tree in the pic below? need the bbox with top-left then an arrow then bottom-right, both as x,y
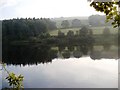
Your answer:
88,0 -> 120,28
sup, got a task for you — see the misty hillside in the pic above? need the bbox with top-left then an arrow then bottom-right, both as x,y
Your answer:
51,16 -> 89,28
51,16 -> 88,20
50,15 -> 111,28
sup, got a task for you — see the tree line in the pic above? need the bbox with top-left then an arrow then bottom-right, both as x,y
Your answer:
42,26 -> 95,46
59,15 -> 111,29
2,18 -> 57,43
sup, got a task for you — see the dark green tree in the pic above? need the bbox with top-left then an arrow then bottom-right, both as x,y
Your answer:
2,18 -> 57,43
79,26 -> 89,36
58,30 -> 65,38
67,30 -> 74,37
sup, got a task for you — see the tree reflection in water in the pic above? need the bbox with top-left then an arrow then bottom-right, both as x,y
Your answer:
2,42 -> 118,66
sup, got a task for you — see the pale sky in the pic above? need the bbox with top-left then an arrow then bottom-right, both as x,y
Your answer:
0,0 -> 104,20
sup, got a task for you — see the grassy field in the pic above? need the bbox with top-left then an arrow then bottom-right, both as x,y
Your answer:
49,26 -> 118,36
49,28 -> 79,36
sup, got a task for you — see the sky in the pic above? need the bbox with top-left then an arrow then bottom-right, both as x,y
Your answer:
0,0 -> 104,20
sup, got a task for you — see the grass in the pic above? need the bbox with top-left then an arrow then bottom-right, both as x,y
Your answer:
49,26 -> 118,36
92,26 -> 118,34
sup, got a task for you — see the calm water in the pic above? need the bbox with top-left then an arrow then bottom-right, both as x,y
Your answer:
1,44 -> 118,88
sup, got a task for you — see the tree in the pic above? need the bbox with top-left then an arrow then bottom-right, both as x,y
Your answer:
61,20 -> 70,28
2,18 -> 56,42
42,18 -> 57,30
89,29 -> 93,35
58,30 -> 65,38
71,19 -> 81,28
79,26 -> 89,36
88,0 -> 120,28
67,30 -> 74,37
88,15 -> 108,26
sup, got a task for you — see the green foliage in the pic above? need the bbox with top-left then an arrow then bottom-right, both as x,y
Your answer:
44,19 -> 57,30
67,30 -> 74,37
6,73 -> 24,89
2,18 -> 57,43
79,26 -> 89,36
54,26 -> 95,45
88,0 -> 120,27
38,33 -> 50,39
58,30 -> 65,38
62,50 -> 70,58
73,50 -> 82,58
61,20 -> 70,28
2,63 -> 24,89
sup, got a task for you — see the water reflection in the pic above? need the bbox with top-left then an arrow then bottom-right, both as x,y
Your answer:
2,58 -> 118,88
2,43 -> 118,65
2,42 -> 118,88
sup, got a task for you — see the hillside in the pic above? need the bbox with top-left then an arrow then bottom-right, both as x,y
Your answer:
51,16 -> 89,28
